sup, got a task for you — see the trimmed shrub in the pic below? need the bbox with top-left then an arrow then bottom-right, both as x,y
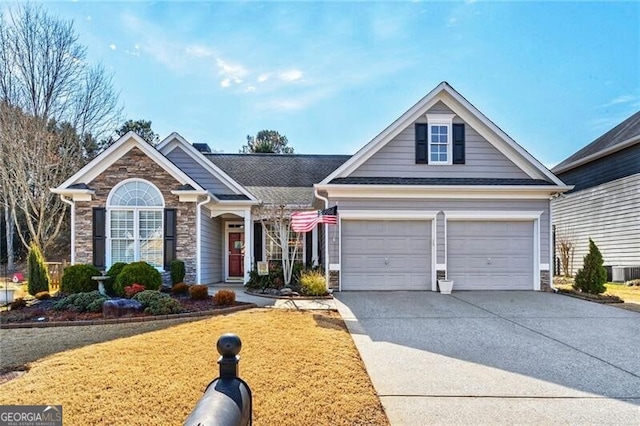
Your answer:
189,284 -> 209,300
213,290 -> 236,306
61,264 -> 101,294
124,283 -> 146,298
106,262 -> 128,295
132,290 -> 183,315
114,262 -> 162,296
574,238 -> 607,295
53,291 -> 107,313
171,282 -> 189,295
27,242 -> 50,295
299,270 -> 327,296
170,260 -> 186,285
35,291 -> 51,300
10,297 -> 27,310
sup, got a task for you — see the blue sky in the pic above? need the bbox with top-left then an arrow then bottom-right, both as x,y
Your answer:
25,1 -> 640,166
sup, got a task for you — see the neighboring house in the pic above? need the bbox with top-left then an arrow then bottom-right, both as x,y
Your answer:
52,82 -> 569,291
552,111 -> 640,279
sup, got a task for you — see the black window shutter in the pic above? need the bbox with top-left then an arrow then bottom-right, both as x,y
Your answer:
305,231 -> 313,266
253,222 -> 263,266
415,123 -> 429,164
92,208 -> 106,270
164,209 -> 177,270
452,123 -> 465,164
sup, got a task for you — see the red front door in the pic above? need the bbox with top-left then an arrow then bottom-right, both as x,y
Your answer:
228,232 -> 244,278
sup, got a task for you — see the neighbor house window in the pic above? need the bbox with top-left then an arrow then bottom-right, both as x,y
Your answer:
264,224 -> 304,263
107,179 -> 164,268
426,113 -> 455,165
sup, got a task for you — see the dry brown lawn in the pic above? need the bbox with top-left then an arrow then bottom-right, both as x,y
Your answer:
0,309 -> 388,426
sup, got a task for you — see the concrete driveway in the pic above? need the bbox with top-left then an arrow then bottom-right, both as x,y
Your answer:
336,291 -> 640,425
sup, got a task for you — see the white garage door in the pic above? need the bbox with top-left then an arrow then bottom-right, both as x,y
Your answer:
448,221 -> 534,290
341,220 -> 432,290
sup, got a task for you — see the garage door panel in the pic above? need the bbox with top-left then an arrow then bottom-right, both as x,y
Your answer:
448,220 -> 534,290
342,220 -> 432,291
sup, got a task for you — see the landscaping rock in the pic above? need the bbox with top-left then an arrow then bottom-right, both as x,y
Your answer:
290,292 -> 300,297
280,288 -> 293,296
102,298 -> 143,318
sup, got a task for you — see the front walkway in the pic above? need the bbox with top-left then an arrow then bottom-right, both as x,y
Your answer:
207,283 -> 337,310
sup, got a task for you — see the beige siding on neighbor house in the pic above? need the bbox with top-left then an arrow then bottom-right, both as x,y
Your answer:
350,102 -> 530,179
552,173 -> 640,274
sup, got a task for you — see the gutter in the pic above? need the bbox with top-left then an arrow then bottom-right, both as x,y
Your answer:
195,195 -> 212,284
314,186 -> 330,289
60,195 -> 75,264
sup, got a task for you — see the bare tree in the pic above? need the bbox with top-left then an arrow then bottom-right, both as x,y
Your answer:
0,4 -> 121,253
556,225 -> 576,277
255,203 -> 304,287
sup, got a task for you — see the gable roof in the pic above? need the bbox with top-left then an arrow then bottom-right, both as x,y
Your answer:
207,153 -> 350,187
552,111 -> 640,174
54,132 -> 205,192
320,81 -> 566,187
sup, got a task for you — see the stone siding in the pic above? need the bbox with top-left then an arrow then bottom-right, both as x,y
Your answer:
540,270 -> 551,292
329,270 -> 340,290
73,147 -> 197,283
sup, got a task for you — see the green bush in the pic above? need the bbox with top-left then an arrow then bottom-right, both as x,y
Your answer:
132,290 -> 183,315
114,262 -> 162,296
299,270 -> 327,296
170,260 -> 186,285
106,262 -> 128,295
574,238 -> 607,295
61,264 -> 101,294
27,242 -> 50,295
53,291 -> 107,313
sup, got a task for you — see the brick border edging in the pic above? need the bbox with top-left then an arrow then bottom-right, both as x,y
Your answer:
244,290 -> 334,301
556,291 -> 623,304
0,304 -> 257,329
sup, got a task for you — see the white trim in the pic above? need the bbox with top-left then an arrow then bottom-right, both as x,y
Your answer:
339,210 -> 439,220
51,188 -> 95,202
540,263 -> 550,271
436,263 -> 446,270
426,113 -> 455,165
443,212 -> 448,277
171,190 -> 208,203
55,132 -> 204,192
158,133 -> 257,201
321,82 -> 565,186
60,196 -> 75,264
445,213 -> 542,290
329,263 -> 340,271
315,184 -> 571,200
244,213 -> 252,284
548,201 -> 557,291
312,227 -> 319,266
106,179 -> 165,208
552,135 -> 640,174
196,195 -> 211,284
431,218 -> 437,291
224,221 -> 245,282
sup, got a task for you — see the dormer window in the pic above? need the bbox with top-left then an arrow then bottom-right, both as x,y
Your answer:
415,113 -> 465,165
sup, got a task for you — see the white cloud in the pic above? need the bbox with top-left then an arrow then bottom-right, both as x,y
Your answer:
447,17 -> 458,27
279,69 -> 303,82
603,94 -> 636,107
86,16 -> 92,21
134,44 -> 140,50
220,79 -> 231,88
244,86 -> 256,93
186,45 -> 214,58
258,74 -> 270,83
109,44 -> 117,50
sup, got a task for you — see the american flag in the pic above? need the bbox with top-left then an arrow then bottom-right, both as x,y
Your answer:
291,206 -> 338,233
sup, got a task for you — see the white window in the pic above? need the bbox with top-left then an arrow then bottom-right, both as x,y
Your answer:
107,179 -> 164,269
426,113 -> 455,165
264,224 -> 304,263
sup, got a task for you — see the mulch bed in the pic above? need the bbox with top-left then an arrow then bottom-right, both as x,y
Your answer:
0,295 -> 249,325
557,288 -> 623,304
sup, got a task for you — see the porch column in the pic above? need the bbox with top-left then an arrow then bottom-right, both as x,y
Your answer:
244,210 -> 252,284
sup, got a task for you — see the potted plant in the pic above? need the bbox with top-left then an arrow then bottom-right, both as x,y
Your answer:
438,279 -> 454,295
0,284 -> 16,305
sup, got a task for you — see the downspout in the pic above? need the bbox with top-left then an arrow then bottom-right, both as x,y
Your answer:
314,187 -> 330,289
60,195 -> 75,264
196,195 -> 211,284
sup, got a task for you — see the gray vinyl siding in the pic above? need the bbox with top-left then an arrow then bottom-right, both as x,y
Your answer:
557,144 -> 640,193
350,112 -> 530,179
329,198 -> 550,266
166,146 -> 236,194
552,173 -> 640,274
436,211 -> 445,264
200,208 -> 223,284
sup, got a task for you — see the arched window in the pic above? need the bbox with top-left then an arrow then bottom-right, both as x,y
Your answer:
107,180 -> 164,268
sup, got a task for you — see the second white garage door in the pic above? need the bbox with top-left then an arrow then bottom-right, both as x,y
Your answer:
341,220 -> 432,291
447,221 -> 534,290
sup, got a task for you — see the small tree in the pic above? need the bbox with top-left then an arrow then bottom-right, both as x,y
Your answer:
27,242 -> 50,295
256,203 -> 303,287
170,259 -> 186,285
556,225 -> 576,277
573,238 -> 607,294
241,130 -> 293,154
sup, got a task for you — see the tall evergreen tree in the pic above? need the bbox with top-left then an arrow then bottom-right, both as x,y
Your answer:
573,238 -> 607,294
